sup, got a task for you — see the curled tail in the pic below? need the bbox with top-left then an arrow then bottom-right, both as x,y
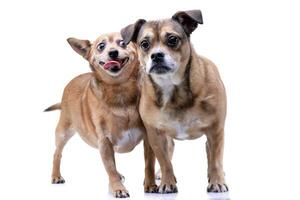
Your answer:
44,103 -> 61,112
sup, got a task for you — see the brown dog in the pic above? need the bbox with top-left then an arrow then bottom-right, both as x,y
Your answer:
121,10 -> 229,193
44,33 -> 157,198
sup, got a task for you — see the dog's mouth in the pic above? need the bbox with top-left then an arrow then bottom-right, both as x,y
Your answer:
99,57 -> 129,73
150,64 -> 172,74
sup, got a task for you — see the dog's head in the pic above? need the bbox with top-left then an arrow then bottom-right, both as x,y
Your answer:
121,10 -> 202,83
67,32 -> 138,81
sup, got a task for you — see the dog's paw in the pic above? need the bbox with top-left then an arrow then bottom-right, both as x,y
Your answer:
158,183 -> 178,193
110,181 -> 130,198
144,184 -> 158,193
52,176 -> 65,184
207,183 -> 229,193
113,189 -> 130,198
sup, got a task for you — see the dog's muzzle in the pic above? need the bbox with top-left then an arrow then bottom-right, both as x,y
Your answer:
149,64 -> 172,74
100,57 -> 129,73
149,52 -> 172,74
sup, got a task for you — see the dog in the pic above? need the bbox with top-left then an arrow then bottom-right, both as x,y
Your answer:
121,10 -> 229,193
44,32 -> 157,198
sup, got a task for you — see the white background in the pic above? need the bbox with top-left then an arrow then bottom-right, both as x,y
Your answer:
0,0 -> 300,199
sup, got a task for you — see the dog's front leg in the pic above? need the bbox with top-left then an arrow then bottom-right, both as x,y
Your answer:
145,125 -> 178,193
155,136 -> 175,180
206,129 -> 229,193
98,136 -> 129,198
143,136 -> 158,193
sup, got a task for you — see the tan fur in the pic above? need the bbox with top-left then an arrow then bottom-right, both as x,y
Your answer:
121,10 -> 228,193
46,33 -> 156,198
44,103 -> 61,112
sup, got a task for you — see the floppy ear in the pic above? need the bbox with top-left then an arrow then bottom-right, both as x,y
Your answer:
172,10 -> 203,36
121,19 -> 146,45
67,37 -> 91,59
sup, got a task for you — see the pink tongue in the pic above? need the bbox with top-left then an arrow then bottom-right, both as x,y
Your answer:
103,61 -> 121,70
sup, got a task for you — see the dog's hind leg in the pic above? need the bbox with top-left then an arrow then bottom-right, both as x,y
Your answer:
51,114 -> 74,184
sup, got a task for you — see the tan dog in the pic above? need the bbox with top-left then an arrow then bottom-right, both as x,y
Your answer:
121,10 -> 229,193
44,33 -> 157,198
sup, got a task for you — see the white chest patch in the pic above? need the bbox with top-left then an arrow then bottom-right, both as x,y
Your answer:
151,74 -> 175,105
171,121 -> 190,140
159,117 -> 205,140
114,128 -> 142,150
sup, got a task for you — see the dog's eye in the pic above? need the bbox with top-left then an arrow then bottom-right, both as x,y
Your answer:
167,36 -> 179,47
140,40 -> 150,51
118,40 -> 126,48
97,42 -> 106,51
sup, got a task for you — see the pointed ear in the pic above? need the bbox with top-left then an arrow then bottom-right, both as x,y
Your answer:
172,10 -> 203,36
67,37 -> 91,59
121,19 -> 146,45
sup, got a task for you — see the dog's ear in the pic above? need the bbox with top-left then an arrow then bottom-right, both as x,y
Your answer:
67,37 -> 91,59
172,10 -> 203,36
121,19 -> 146,45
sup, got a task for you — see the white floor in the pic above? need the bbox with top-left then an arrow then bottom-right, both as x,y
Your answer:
2,127 -> 299,200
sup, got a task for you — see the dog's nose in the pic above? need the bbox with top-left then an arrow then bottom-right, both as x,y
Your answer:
108,50 -> 119,59
151,52 -> 165,63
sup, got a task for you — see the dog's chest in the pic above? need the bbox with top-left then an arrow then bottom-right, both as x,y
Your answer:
109,128 -> 143,153
157,114 -> 207,140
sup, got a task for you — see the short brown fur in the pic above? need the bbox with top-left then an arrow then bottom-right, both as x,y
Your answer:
121,10 -> 229,193
46,33 -> 157,198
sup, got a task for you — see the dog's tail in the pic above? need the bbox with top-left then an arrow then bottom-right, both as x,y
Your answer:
44,103 -> 61,112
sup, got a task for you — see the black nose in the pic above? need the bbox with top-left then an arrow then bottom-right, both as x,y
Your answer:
151,52 -> 164,63
108,50 -> 119,59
